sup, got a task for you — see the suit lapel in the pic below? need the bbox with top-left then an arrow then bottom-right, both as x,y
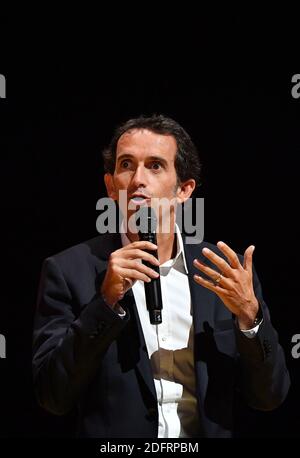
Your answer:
183,240 -> 216,332
183,239 -> 217,407
123,290 -> 157,401
98,232 -> 157,400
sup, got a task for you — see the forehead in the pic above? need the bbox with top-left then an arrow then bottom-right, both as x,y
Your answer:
116,128 -> 177,160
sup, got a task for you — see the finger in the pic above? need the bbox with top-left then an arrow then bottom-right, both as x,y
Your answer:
193,273 -> 229,295
121,248 -> 160,266
121,267 -> 155,284
193,259 -> 233,288
201,247 -> 234,277
243,245 -> 255,272
123,241 -> 158,250
216,241 -> 241,269
118,259 -> 160,279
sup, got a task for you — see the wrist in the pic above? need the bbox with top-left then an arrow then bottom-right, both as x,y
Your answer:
100,289 -> 116,308
100,290 -> 126,318
238,310 -> 263,330
237,300 -> 262,330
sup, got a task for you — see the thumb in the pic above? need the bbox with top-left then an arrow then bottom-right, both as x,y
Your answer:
123,277 -> 135,292
243,245 -> 255,272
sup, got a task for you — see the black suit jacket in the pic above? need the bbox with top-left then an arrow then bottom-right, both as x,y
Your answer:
32,233 -> 290,437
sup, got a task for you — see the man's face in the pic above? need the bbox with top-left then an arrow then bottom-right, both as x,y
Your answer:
104,128 -> 194,228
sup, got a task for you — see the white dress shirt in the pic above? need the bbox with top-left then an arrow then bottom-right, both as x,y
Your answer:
120,225 -> 261,438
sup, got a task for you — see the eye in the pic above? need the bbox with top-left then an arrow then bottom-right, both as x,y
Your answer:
120,159 -> 131,169
150,161 -> 162,171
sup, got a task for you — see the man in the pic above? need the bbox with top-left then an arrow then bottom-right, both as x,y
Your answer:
33,114 -> 290,438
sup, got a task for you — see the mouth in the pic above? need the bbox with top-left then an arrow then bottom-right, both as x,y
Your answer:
129,194 -> 151,206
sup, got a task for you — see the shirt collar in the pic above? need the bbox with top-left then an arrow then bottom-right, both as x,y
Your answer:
120,220 -> 188,274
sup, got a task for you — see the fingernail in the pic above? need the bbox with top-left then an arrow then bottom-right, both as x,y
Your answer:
202,248 -> 210,254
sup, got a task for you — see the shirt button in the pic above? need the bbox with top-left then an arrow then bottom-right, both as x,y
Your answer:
162,336 -> 167,341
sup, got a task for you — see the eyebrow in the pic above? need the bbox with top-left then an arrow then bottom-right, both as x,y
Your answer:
117,153 -> 169,166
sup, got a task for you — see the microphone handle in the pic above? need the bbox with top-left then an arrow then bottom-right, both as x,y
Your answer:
139,231 -> 163,324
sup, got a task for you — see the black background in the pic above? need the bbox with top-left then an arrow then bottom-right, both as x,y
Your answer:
0,11 -> 299,438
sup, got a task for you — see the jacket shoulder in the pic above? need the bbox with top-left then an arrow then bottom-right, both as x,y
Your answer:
44,233 -> 121,270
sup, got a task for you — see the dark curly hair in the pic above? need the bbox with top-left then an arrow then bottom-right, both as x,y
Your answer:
102,114 -> 201,186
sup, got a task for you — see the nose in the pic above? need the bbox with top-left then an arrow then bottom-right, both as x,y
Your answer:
130,165 -> 148,188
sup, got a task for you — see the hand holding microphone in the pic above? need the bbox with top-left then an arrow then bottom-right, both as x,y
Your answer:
101,206 -> 163,325
136,206 -> 163,325
100,240 -> 160,308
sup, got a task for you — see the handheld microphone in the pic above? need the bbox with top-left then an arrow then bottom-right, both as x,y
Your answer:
136,206 -> 163,325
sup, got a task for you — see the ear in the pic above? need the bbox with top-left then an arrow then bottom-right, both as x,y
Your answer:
176,179 -> 196,204
104,173 -> 117,200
